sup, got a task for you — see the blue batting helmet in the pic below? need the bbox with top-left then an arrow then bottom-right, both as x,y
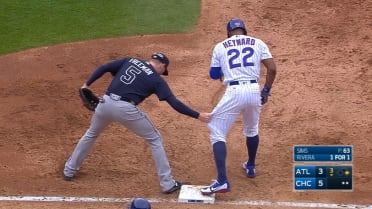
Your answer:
226,18 -> 247,35
128,198 -> 151,209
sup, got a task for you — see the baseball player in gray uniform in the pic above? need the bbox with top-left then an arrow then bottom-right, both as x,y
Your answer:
63,52 -> 210,194
201,18 -> 277,195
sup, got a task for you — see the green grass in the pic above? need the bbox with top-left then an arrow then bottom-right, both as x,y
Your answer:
0,0 -> 201,55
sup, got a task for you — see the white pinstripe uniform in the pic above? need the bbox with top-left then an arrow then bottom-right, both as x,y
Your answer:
208,34 -> 273,145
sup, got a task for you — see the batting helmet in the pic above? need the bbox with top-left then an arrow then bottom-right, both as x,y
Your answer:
226,18 -> 247,35
128,198 -> 151,209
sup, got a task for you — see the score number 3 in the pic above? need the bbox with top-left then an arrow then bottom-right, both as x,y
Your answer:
228,47 -> 255,69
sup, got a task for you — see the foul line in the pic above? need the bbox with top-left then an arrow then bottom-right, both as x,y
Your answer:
0,196 -> 371,209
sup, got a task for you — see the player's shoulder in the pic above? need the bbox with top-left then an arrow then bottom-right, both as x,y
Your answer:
254,36 -> 272,47
214,39 -> 225,48
213,37 -> 232,50
244,34 -> 265,43
110,57 -> 132,67
216,35 -> 265,43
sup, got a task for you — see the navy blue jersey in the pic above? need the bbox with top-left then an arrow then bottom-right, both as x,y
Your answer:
86,57 -> 199,118
87,57 -> 172,105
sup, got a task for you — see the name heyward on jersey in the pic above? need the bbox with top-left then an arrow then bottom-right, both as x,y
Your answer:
222,38 -> 255,48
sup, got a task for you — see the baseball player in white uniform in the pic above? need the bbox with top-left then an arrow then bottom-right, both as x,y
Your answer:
201,18 -> 277,195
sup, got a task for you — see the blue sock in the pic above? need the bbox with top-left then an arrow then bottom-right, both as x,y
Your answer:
246,135 -> 259,166
213,141 -> 227,182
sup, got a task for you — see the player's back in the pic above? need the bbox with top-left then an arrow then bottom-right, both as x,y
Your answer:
212,34 -> 272,83
106,57 -> 163,103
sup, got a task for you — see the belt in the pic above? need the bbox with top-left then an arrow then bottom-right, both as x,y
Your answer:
121,97 -> 136,105
106,93 -> 136,105
229,80 -> 257,86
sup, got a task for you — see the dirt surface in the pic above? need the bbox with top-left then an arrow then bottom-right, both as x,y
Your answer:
1,0 -> 371,208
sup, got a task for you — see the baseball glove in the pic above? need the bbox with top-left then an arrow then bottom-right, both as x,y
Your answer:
79,88 -> 99,111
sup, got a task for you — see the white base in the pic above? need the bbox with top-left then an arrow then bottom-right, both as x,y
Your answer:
177,185 -> 215,204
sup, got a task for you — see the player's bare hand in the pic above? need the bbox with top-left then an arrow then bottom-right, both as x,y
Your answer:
198,112 -> 211,123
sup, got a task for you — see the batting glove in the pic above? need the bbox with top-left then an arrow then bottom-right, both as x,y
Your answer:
261,85 -> 271,105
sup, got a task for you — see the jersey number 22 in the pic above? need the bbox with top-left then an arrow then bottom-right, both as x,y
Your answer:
228,47 -> 254,69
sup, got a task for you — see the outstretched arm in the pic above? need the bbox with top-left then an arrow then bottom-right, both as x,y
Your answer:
165,95 -> 211,122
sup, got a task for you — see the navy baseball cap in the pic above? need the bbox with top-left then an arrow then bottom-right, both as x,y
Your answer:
128,198 -> 151,209
151,52 -> 169,76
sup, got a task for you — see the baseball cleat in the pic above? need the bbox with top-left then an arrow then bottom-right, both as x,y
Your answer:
243,162 -> 256,178
63,174 -> 74,181
200,179 -> 230,195
163,180 -> 182,194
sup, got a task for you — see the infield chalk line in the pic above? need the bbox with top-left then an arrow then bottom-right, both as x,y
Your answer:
0,196 -> 371,209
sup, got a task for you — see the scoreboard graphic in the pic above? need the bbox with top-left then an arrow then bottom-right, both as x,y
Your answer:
293,145 -> 353,191
294,165 -> 352,190
293,145 -> 352,162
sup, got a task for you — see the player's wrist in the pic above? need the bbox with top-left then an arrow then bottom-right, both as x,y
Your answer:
263,85 -> 271,93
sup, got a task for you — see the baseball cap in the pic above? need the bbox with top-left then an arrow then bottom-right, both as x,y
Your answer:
151,52 -> 169,76
128,198 -> 151,209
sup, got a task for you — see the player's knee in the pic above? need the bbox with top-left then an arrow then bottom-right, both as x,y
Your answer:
244,128 -> 258,137
211,136 -> 226,145
84,130 -> 100,140
144,133 -> 162,144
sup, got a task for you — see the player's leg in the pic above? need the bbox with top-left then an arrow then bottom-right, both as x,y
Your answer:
64,99 -> 112,179
242,97 -> 262,178
114,104 -> 177,193
201,90 -> 240,194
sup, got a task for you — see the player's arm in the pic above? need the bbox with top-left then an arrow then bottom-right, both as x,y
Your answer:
157,81 -> 210,122
85,59 -> 126,86
259,58 -> 276,105
165,95 -> 200,119
262,58 -> 277,88
209,67 -> 223,80
166,96 -> 210,122
209,45 -> 224,80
